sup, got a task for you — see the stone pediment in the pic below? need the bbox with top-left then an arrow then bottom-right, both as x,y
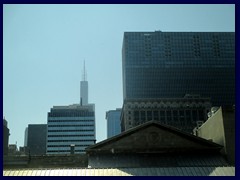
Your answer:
86,121 -> 222,154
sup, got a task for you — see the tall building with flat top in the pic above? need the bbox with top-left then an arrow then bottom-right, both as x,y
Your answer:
46,104 -> 95,154
106,108 -> 121,138
122,31 -> 235,106
27,124 -> 47,155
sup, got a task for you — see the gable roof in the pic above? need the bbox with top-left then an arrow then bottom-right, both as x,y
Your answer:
86,121 -> 222,154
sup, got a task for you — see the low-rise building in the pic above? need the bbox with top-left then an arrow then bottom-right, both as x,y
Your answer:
86,121 -> 233,175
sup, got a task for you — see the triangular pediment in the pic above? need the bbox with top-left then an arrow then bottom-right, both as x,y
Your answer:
86,121 -> 222,154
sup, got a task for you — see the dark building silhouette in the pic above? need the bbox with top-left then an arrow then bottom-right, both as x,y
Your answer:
27,124 -> 47,155
122,31 -> 235,106
3,118 -> 10,156
8,144 -> 18,155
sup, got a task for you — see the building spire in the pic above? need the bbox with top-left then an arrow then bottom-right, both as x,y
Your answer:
80,60 -> 88,105
82,60 -> 87,81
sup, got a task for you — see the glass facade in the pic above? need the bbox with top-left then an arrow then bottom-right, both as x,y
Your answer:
46,104 -> 96,154
122,31 -> 235,106
106,108 -> 121,138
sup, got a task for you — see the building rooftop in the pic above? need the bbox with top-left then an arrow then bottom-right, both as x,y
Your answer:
52,103 -> 94,110
3,166 -> 235,176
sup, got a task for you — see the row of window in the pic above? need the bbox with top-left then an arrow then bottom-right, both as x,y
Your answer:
47,140 -> 95,142
126,67 -> 234,75
127,49 -> 227,58
132,109 -> 206,120
47,145 -> 89,147
48,129 -> 94,132
47,150 -> 85,153
48,111 -> 94,117
125,42 -> 234,50
48,125 -> 94,127
48,120 -> 94,122
125,103 -> 210,109
48,135 -> 94,137
125,32 -> 234,40
126,40 -> 233,47
125,56 -> 235,66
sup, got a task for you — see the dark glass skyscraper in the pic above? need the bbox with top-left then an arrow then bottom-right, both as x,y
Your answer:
122,31 -> 235,106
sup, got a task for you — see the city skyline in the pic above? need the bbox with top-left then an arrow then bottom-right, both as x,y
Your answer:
3,4 -> 235,147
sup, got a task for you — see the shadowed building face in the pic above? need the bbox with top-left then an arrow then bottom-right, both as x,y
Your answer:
122,31 -> 235,106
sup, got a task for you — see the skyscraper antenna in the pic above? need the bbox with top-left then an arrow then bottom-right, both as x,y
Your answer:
82,60 -> 87,81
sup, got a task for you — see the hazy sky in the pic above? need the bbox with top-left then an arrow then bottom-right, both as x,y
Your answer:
3,4 -> 235,147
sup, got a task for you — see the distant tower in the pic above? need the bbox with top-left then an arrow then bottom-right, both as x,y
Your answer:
3,117 -> 10,156
80,61 -> 88,105
106,108 -> 122,138
24,127 -> 28,147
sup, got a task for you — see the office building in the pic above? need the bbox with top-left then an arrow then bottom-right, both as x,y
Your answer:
26,124 -> 47,155
3,118 -> 10,156
121,94 -> 211,133
122,31 -> 235,106
46,104 -> 96,154
106,108 -> 121,138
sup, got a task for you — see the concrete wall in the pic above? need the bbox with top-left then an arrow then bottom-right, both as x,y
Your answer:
195,107 -> 235,165
3,154 -> 88,169
195,107 -> 226,152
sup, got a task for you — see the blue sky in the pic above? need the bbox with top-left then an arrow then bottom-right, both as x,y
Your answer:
3,4 -> 235,147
